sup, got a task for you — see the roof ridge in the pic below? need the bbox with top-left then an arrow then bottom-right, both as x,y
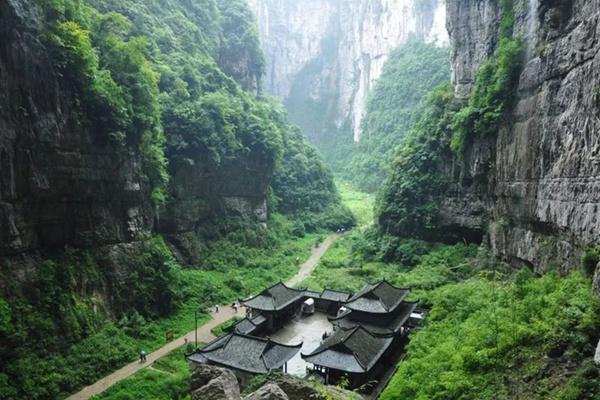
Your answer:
321,288 -> 351,294
198,332 -> 233,353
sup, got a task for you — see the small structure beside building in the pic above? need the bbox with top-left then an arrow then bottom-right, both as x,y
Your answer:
187,331 -> 302,385
302,297 -> 315,315
314,289 -> 351,314
233,314 -> 267,335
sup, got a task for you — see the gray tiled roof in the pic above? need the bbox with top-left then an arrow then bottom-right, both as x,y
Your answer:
304,290 -> 322,298
241,282 -> 305,311
345,280 -> 409,314
188,333 -> 302,374
320,289 -> 351,302
235,318 -> 257,335
234,314 -> 268,335
301,326 -> 393,373
332,302 -> 418,334
302,289 -> 351,302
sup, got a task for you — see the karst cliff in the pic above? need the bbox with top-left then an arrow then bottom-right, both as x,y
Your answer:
248,0 -> 448,143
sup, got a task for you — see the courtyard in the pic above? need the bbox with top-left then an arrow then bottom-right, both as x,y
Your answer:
267,312 -> 333,376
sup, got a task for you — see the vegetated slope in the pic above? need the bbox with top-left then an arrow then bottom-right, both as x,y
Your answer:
301,229 -> 600,399
342,39 -> 449,193
0,0 -> 351,398
248,0 -> 448,146
380,270 -> 600,400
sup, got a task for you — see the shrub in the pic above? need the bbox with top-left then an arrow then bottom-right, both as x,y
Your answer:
582,248 -> 599,277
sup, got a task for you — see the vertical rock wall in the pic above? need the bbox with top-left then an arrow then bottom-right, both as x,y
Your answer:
0,0 -> 154,264
248,0 -> 449,142
443,0 -> 600,272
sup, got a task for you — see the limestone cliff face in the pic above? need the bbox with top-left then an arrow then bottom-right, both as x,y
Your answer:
443,0 -> 600,272
0,0 -> 272,271
160,155 -> 271,262
0,0 -> 154,263
248,0 -> 449,142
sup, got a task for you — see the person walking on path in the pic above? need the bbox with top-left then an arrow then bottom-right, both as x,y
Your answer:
215,304 -> 219,313
139,350 -> 146,363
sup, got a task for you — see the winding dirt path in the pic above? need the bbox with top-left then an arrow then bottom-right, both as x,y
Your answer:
66,233 -> 338,400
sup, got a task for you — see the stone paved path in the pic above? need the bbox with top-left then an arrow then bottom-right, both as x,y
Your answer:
66,233 -> 338,400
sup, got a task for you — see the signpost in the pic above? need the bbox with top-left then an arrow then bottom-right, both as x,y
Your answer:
194,310 -> 198,346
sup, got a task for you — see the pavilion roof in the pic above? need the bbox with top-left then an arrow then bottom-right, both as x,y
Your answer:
241,282 -> 305,311
301,326 -> 393,374
345,280 -> 409,314
331,301 -> 418,334
234,314 -> 267,335
319,289 -> 351,302
187,332 -> 301,374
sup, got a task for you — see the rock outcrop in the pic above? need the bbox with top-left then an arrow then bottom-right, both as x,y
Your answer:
441,0 -> 600,272
191,365 -> 241,400
190,366 -> 360,400
248,0 -> 449,142
160,155 -> 272,262
244,383 -> 289,400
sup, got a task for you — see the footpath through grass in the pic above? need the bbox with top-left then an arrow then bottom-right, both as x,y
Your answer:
91,346 -> 194,400
79,217 -> 329,399
42,215 -> 326,399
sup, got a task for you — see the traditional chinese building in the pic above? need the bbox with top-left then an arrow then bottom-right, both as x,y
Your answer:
222,280 -> 416,389
240,282 -> 306,331
187,332 -> 301,384
301,325 -> 394,387
239,282 -> 351,332
330,280 -> 417,337
303,280 -> 417,388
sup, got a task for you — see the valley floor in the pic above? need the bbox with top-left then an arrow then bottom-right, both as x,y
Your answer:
82,233 -> 339,400
73,181 -> 600,400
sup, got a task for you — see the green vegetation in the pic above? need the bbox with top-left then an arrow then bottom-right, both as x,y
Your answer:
44,0 -> 169,204
582,246 -> 600,277
299,215 -> 600,400
211,316 -> 243,337
375,0 -> 524,239
0,215 -> 323,399
377,84 -> 457,238
91,346 -> 193,400
0,1 -> 352,398
269,103 -> 355,232
41,0 -> 347,221
0,237 -> 186,400
299,230 -> 479,298
450,0 -> 522,159
450,37 -> 524,158
345,39 -> 450,192
381,271 -> 600,400
336,180 -> 375,227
